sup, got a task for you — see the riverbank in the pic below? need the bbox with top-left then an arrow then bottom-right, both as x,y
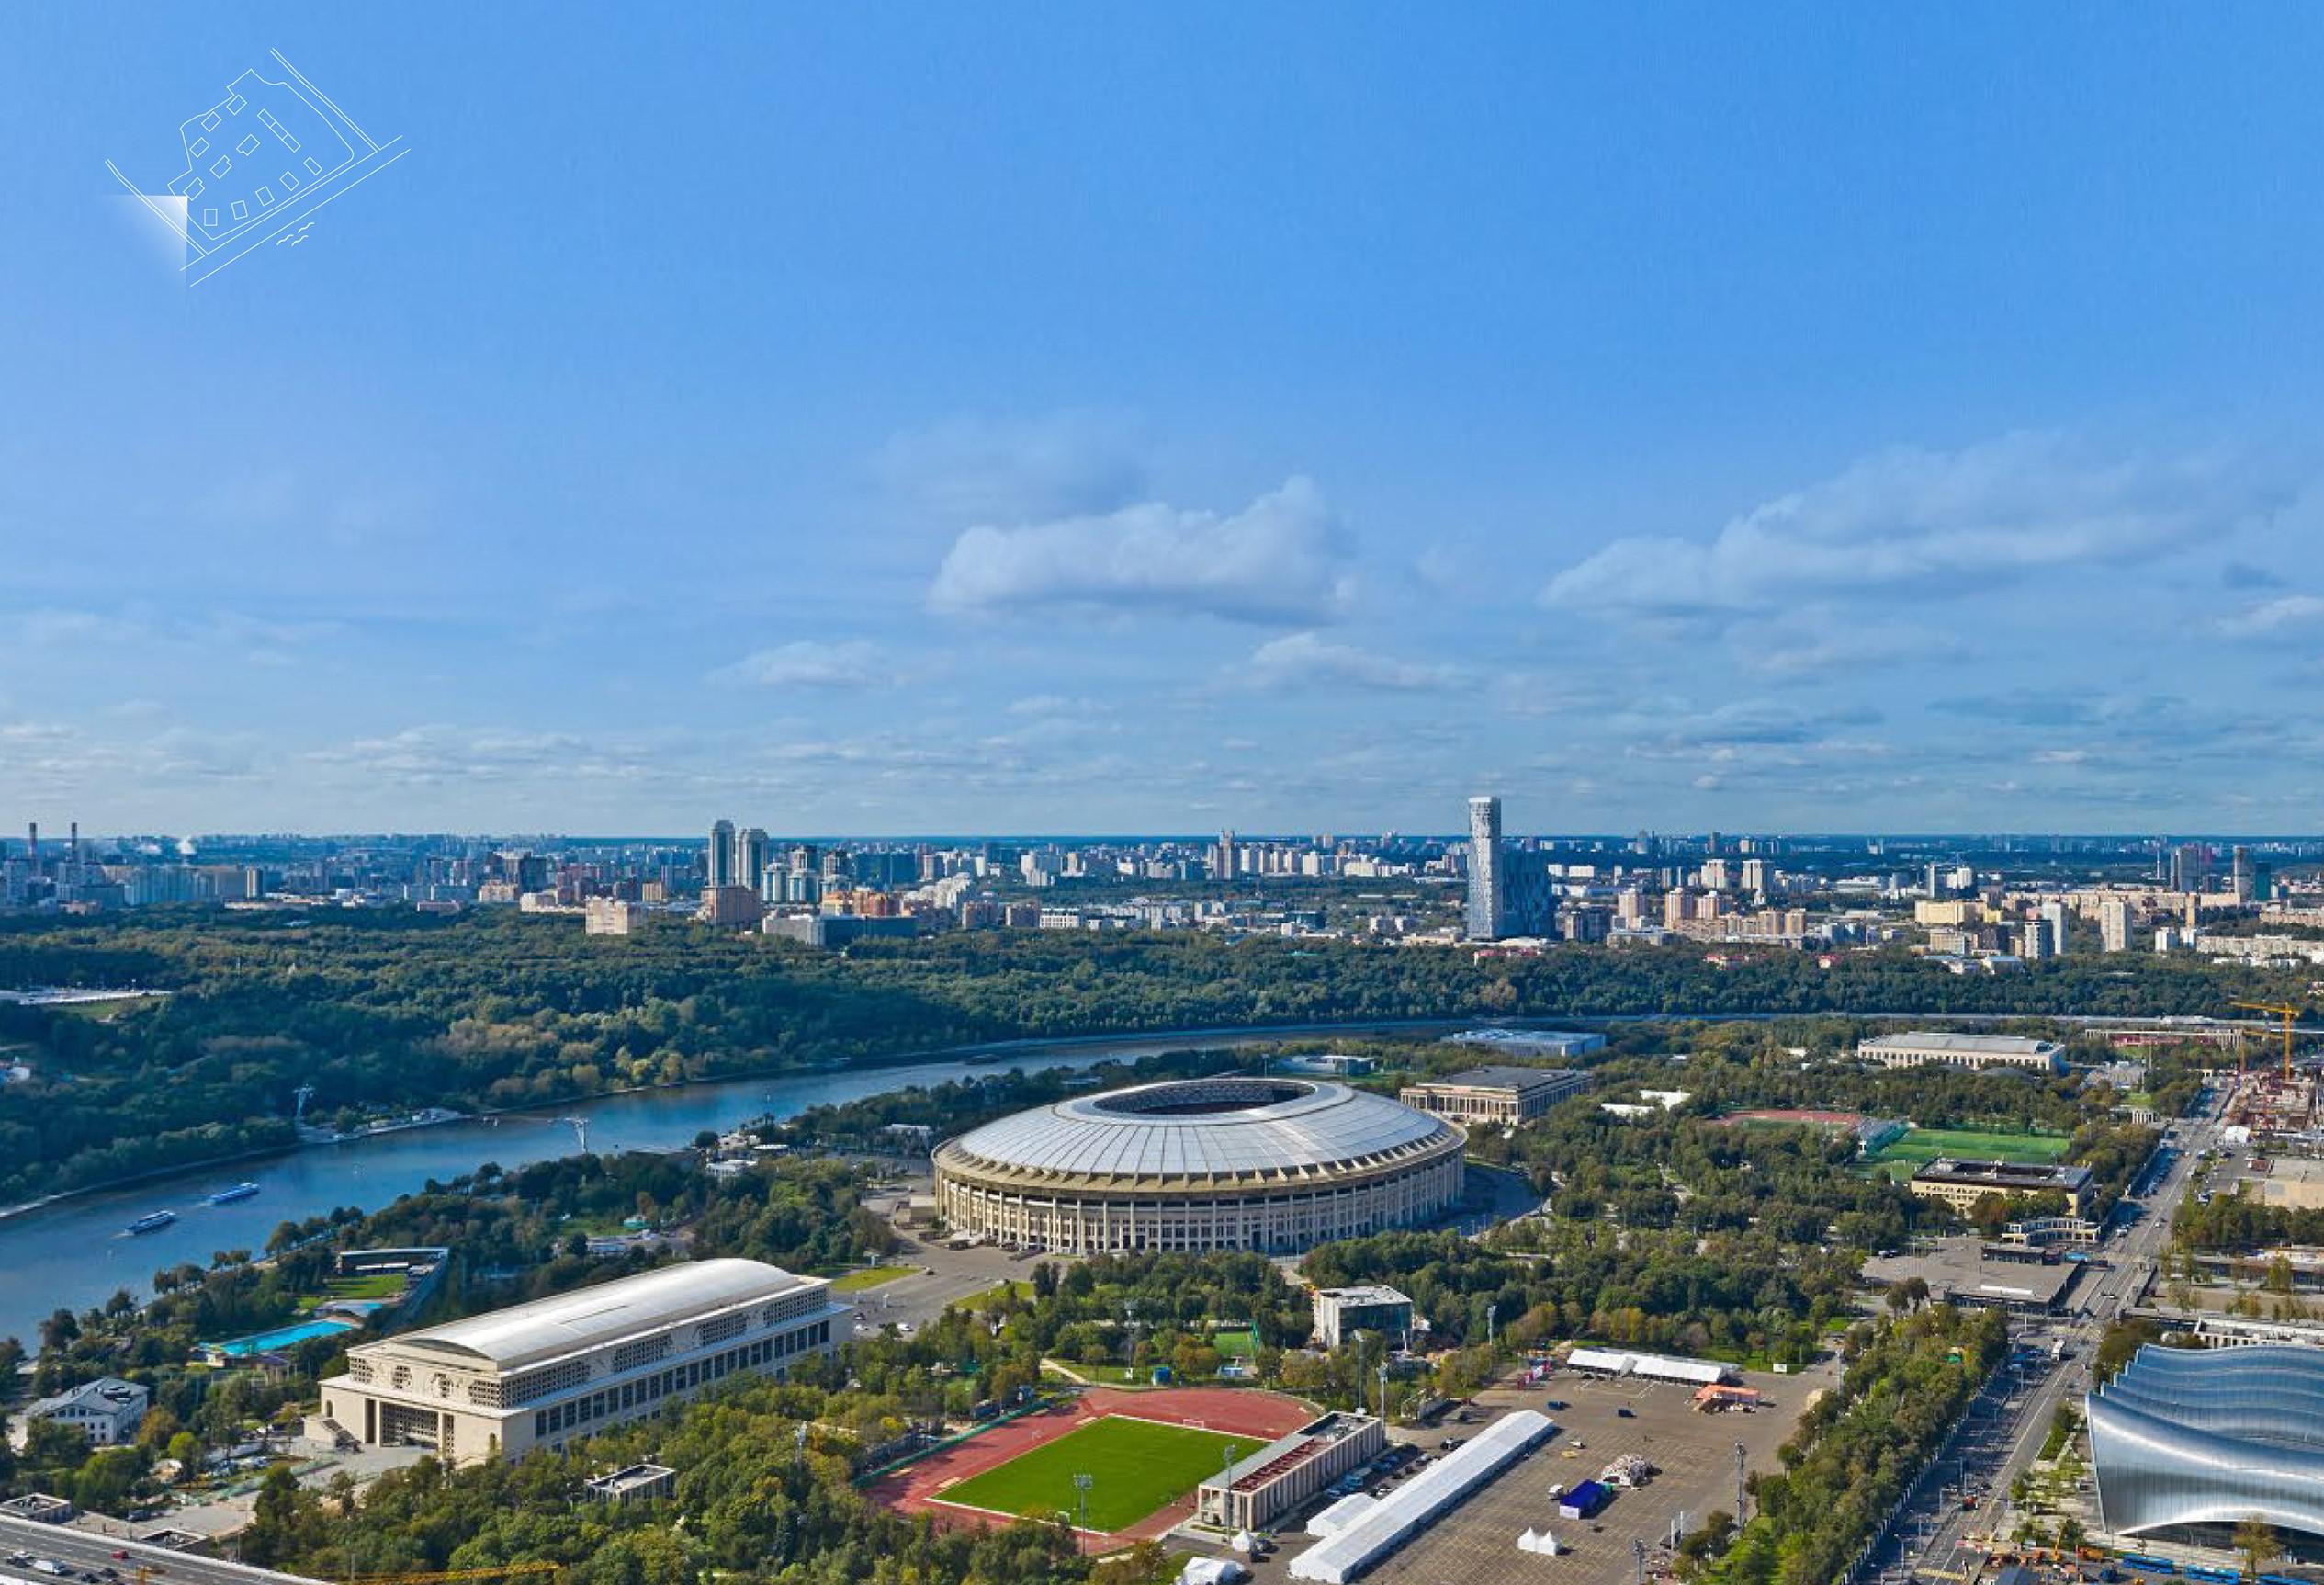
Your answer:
1,1003 -> 2239,1231
0,1013 -> 1483,1229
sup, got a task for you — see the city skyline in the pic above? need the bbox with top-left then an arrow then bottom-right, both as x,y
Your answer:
12,8 -> 2324,833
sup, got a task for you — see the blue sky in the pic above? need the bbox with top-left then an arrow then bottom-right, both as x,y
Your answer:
6,5 -> 2324,836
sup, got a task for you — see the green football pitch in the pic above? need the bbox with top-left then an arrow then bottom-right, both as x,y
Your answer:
1862,1125 -> 2072,1173
939,1415 -> 1268,1531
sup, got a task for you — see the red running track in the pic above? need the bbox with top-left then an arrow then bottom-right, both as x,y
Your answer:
868,1387 -> 1316,1551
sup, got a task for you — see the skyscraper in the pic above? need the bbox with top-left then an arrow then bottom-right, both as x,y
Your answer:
1214,830 -> 1236,881
2098,896 -> 2132,953
1466,795 -> 1505,941
706,818 -> 737,889
736,827 -> 770,899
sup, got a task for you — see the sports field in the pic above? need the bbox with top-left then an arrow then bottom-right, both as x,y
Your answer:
937,1414 -> 1265,1531
1862,1125 -> 2072,1172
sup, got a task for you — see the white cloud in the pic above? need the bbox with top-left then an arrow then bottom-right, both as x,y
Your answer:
929,476 -> 1355,623
2220,594 -> 2324,639
1243,631 -> 1463,692
709,640 -> 902,690
1543,433 -> 2290,622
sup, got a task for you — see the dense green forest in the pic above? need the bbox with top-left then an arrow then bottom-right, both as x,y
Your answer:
0,909 -> 2286,1202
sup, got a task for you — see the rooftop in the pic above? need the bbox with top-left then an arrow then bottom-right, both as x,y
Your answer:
938,1077 -> 1459,1183
365,1258 -> 818,1371
1315,1284 -> 1412,1308
1913,1158 -> 2093,1190
27,1377 -> 144,1418
1862,1236 -> 2080,1306
1861,1031 -> 2061,1056
1416,1065 -> 1586,1094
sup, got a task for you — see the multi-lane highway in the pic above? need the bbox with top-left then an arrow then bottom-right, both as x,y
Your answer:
0,1513 -> 315,1585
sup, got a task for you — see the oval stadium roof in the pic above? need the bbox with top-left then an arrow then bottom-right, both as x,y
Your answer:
936,1076 -> 1461,1188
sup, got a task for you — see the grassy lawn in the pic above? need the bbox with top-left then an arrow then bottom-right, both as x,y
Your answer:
1861,1125 -> 2072,1175
1055,1362 -> 1145,1385
939,1415 -> 1265,1531
51,995 -> 164,1022
324,1273 -> 408,1301
1209,1327 -> 1258,1360
830,1266 -> 912,1294
965,1280 -> 1036,1309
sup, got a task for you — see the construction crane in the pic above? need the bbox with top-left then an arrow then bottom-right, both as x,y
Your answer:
2232,1001 -> 2306,1081
343,1565 -> 561,1585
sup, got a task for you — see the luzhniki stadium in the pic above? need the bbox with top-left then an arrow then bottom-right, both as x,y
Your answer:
931,1076 -> 1465,1254
2088,1342 -> 2324,1545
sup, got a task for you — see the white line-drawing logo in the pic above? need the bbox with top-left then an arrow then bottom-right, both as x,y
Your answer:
106,49 -> 408,286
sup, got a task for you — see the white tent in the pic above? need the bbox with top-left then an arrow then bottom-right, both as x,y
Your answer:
1306,1491 -> 1379,1537
1290,1410 -> 1557,1583
1231,1531 -> 1258,1555
1179,1559 -> 1249,1585
1517,1528 -> 1563,1556
1563,1346 -> 1734,1386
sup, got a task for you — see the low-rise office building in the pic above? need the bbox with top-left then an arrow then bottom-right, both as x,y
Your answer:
1909,1158 -> 2093,1217
1856,1031 -> 2064,1073
1311,1284 -> 1415,1348
1196,1412 -> 1385,1533
319,1258 -> 839,1465
1397,1066 -> 1588,1126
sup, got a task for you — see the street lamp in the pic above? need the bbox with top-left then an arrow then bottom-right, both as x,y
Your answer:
1072,1472 -> 1093,1532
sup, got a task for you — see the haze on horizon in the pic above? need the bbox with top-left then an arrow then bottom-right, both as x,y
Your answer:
8,6 -> 2324,837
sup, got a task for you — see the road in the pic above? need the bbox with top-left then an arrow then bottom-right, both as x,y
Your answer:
1867,1083 -> 2225,1584
0,1512 -> 316,1585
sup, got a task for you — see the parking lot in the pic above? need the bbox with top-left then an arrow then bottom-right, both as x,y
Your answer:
1221,1358 -> 1824,1585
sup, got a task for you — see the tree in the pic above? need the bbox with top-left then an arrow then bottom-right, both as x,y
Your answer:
38,1308 -> 77,1352
73,1446 -> 144,1515
2235,1513 -> 2279,1581
243,1464 -> 310,1568
23,1417 -> 91,1472
1968,1193 -> 2013,1237
137,1407 -> 183,1454
164,1431 -> 202,1481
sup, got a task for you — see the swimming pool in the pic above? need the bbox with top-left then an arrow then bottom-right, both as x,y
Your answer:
201,1319 -> 357,1357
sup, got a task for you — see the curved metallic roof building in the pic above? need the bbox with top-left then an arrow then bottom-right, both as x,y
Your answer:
933,1076 -> 1465,1255
2089,1343 -> 2324,1541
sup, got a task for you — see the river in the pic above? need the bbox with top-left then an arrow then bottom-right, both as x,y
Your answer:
0,1019 -> 1476,1345
0,1004 -> 2225,1345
